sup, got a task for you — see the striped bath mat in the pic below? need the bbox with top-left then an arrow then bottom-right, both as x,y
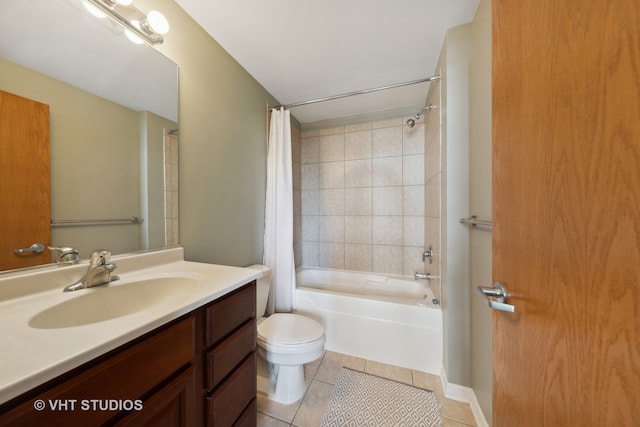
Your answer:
320,368 -> 443,427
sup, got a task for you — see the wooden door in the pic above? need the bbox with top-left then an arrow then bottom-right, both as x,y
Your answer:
0,90 -> 51,270
492,1 -> 640,425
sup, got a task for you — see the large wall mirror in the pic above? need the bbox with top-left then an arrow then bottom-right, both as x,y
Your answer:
0,0 -> 179,272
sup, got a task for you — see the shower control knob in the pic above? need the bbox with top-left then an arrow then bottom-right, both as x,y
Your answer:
422,246 -> 434,264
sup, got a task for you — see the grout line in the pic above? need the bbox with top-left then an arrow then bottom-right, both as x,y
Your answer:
289,382 -> 310,426
257,410 -> 293,426
311,377 -> 335,386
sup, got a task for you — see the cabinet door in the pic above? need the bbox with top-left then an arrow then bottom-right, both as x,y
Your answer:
115,367 -> 195,427
0,317 -> 194,426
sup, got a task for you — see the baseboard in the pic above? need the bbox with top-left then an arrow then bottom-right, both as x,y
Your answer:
440,366 -> 490,427
468,392 -> 490,427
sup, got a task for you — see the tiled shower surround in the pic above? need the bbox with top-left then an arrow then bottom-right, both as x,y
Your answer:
293,116 -> 428,276
163,131 -> 179,246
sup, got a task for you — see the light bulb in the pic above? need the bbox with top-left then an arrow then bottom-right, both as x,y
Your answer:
83,0 -> 107,18
102,0 -> 134,5
145,11 -> 169,35
124,28 -> 144,44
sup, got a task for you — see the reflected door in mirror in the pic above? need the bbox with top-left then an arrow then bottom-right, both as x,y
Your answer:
0,90 -> 51,270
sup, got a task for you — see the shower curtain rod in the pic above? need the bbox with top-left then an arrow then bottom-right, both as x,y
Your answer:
273,75 -> 440,109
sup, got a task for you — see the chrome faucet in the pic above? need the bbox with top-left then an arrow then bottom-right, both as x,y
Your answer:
63,250 -> 119,292
415,272 -> 433,281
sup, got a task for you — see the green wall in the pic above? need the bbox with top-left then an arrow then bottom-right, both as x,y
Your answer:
469,0 -> 493,423
0,57 -> 143,258
137,0 -> 280,266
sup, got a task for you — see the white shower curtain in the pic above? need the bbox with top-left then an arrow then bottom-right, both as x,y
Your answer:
263,107 -> 295,313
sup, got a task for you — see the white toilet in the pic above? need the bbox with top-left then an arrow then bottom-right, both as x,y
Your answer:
247,265 -> 325,404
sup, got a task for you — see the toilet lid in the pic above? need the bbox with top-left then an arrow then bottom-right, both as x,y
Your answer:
258,313 -> 324,344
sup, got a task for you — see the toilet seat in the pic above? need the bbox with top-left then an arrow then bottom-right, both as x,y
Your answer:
257,313 -> 324,349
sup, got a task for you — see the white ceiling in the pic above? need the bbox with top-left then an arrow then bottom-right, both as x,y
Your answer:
175,0 -> 479,124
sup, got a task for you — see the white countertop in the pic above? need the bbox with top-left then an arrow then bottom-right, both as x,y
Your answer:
0,248 -> 261,405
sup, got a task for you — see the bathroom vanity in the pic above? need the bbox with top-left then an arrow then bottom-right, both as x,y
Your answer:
0,248 -> 259,426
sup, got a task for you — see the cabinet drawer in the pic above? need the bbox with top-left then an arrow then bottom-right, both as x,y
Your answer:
206,320 -> 256,391
233,398 -> 256,427
206,353 -> 256,427
205,282 -> 255,347
0,317 -> 194,427
115,366 -> 195,427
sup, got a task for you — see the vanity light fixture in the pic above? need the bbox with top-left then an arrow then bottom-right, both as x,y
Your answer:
143,11 -> 170,35
124,27 -> 145,44
83,0 -> 169,45
82,0 -> 107,18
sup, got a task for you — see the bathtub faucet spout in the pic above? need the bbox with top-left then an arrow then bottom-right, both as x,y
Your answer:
415,272 -> 433,281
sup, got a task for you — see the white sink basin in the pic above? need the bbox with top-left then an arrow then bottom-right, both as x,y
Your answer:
29,275 -> 199,329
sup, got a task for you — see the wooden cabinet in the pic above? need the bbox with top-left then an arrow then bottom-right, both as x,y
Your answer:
207,355 -> 256,427
203,282 -> 257,427
116,367 -> 195,427
0,281 -> 257,426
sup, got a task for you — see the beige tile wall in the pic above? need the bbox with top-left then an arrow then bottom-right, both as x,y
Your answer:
297,116 -> 429,276
424,84 -> 442,301
164,131 -> 179,246
292,126 -> 302,267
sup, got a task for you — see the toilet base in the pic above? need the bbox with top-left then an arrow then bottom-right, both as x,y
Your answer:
257,355 -> 307,404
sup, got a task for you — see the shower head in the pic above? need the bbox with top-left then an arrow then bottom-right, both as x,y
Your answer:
406,112 -> 422,128
405,104 -> 438,128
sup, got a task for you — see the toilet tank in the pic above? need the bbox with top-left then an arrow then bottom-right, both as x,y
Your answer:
246,264 -> 271,317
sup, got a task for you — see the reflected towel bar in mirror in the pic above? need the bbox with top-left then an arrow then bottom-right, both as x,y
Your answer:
51,217 -> 144,228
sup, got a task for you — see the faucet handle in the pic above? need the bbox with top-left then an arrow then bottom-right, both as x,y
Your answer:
89,249 -> 111,266
422,245 -> 434,264
48,246 -> 80,264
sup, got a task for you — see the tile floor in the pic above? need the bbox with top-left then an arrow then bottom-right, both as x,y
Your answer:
257,350 -> 477,427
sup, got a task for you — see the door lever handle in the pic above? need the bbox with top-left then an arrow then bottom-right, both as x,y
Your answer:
477,282 -> 515,312
13,243 -> 45,255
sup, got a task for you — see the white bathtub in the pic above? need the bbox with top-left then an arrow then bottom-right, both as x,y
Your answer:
295,267 -> 442,374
